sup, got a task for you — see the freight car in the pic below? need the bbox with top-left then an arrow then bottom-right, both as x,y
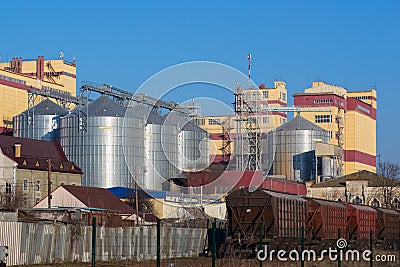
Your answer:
225,188 -> 307,255
223,187 -> 400,257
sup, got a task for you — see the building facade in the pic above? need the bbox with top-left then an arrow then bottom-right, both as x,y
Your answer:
197,81 -> 287,166
306,170 -> 400,210
294,81 -> 376,174
0,136 -> 82,208
0,56 -> 76,134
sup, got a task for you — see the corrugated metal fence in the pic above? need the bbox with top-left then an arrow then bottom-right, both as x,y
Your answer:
0,222 -> 207,266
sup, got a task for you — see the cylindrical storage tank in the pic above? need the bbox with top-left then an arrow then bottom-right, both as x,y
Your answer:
129,104 -> 179,191
60,96 -> 145,188
268,115 -> 330,181
164,112 -> 210,173
321,157 -> 332,178
13,99 -> 68,141
178,124 -> 210,171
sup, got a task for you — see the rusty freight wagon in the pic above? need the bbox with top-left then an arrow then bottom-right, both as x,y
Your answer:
374,207 -> 400,241
305,198 -> 347,240
343,203 -> 377,240
226,188 -> 307,250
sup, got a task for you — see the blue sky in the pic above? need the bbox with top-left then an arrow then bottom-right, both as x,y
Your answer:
1,1 -> 399,164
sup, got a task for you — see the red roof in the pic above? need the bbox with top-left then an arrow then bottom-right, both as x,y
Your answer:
0,135 -> 82,174
62,185 -> 135,215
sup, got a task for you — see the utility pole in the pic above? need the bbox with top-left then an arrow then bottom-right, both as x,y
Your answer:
135,179 -> 139,226
47,158 -> 52,208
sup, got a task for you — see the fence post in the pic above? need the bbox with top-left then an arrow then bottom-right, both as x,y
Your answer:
212,218 -> 216,267
259,223 -> 263,267
301,226 -> 304,267
157,219 -> 161,267
370,230 -> 373,267
338,228 -> 341,267
91,217 -> 96,267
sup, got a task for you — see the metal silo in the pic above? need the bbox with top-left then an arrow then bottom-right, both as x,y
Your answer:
164,111 -> 210,172
268,115 -> 330,181
13,98 -> 68,141
60,96 -> 145,188
126,104 -> 178,191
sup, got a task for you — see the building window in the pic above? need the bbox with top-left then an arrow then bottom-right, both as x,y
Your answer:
262,91 -> 269,99
280,92 -> 287,102
208,118 -> 221,125
371,198 -> 380,207
262,116 -> 269,124
36,198 -> 40,204
36,181 -> 40,191
354,96 -> 370,100
352,196 -> 363,204
193,118 -> 205,125
392,198 -> 400,210
23,180 -> 28,191
5,183 -> 12,194
315,115 -> 332,123
314,99 -> 332,104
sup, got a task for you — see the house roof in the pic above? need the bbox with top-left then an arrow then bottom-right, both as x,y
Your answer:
276,115 -> 325,132
311,170 -> 400,188
61,185 -> 135,214
0,135 -> 82,174
108,187 -> 167,199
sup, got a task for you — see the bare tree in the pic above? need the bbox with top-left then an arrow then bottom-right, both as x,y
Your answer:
126,190 -> 154,214
377,160 -> 400,209
0,189 -> 24,211
378,160 -> 400,180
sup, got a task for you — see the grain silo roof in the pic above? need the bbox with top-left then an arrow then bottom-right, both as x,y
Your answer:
65,96 -> 126,117
17,98 -> 68,116
276,115 -> 325,131
127,104 -> 164,124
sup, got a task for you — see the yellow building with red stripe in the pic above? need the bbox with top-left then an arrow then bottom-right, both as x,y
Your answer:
197,81 -> 288,165
0,56 -> 76,134
294,81 -> 376,174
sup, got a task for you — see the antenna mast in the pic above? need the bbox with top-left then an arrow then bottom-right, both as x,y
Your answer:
247,53 -> 251,89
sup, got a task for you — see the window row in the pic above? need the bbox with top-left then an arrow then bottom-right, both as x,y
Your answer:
315,115 -> 332,123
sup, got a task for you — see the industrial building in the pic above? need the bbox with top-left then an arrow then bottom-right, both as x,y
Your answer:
0,56 -> 77,135
268,115 -> 343,181
198,81 -> 288,166
294,81 -> 377,174
0,54 -> 379,203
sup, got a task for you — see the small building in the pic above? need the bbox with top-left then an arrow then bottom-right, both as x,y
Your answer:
0,135 -> 82,208
35,185 -> 136,226
307,170 -> 400,210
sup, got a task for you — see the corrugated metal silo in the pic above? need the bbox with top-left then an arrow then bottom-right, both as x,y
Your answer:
60,96 -> 145,188
164,112 -> 210,172
13,98 -> 68,141
268,115 -> 330,181
128,104 -> 179,191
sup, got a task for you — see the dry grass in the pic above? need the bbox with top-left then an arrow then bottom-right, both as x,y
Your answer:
28,249 -> 400,267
